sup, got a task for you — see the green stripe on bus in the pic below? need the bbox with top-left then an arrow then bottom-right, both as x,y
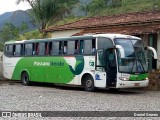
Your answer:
130,73 -> 148,81
11,56 -> 84,84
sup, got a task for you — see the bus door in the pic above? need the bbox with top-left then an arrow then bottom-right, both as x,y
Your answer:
95,49 -> 106,88
96,49 -> 117,88
105,49 -> 117,87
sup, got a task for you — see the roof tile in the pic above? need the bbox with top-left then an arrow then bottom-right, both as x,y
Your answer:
45,11 -> 160,31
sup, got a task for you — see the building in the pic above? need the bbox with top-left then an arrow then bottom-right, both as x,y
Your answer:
44,10 -> 160,70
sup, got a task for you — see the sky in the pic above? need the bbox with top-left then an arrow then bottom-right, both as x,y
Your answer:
0,0 -> 31,15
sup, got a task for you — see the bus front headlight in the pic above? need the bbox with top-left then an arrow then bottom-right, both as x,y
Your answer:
145,77 -> 149,80
119,77 -> 129,81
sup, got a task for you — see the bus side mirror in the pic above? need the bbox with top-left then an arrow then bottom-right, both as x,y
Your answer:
115,45 -> 125,58
146,46 -> 157,59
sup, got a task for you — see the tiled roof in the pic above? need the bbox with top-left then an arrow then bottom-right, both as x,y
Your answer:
73,24 -> 160,36
45,11 -> 160,32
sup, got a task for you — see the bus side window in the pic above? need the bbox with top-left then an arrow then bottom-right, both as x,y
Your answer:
68,41 -> 75,55
63,41 -> 68,54
5,45 -> 9,56
48,42 -> 53,55
45,42 -> 49,55
21,44 -> 23,55
9,45 -> 13,56
75,40 -> 79,54
13,45 -> 16,55
52,42 -> 59,55
59,41 -> 62,54
14,44 -> 21,56
38,43 -> 45,56
25,43 -> 33,56
35,43 -> 39,55
5,45 -> 13,56
79,40 -> 84,54
92,39 -> 96,54
84,39 -> 92,54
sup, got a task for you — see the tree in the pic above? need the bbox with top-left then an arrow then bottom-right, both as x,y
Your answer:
0,22 -> 29,42
0,23 -> 20,42
80,1 -> 90,16
16,0 -> 79,31
87,0 -> 106,16
20,21 -> 28,33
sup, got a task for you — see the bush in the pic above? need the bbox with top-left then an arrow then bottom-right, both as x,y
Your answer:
17,30 -> 43,40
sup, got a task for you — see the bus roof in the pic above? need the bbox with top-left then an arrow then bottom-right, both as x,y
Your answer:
93,34 -> 141,40
5,34 -> 141,44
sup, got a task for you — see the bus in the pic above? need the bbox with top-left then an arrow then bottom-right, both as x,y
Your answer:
3,34 -> 157,91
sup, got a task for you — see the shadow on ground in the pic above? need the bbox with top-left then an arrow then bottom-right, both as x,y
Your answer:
0,79 -> 146,95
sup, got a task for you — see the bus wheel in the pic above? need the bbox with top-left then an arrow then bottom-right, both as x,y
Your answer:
21,72 -> 30,86
84,75 -> 96,92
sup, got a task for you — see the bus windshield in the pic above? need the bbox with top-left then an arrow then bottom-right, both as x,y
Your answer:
114,38 -> 148,73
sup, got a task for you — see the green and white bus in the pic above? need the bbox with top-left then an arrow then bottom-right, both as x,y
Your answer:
3,34 -> 157,91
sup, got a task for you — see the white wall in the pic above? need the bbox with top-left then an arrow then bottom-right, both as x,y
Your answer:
157,33 -> 160,69
51,29 -> 82,38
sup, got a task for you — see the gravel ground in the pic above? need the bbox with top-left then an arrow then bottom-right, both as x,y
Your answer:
0,80 -> 160,120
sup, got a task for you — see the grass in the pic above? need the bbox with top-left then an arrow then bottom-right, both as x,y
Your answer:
53,0 -> 160,26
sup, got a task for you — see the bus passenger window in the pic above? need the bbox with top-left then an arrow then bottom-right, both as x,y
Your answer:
52,42 -> 59,55
14,44 -> 21,56
48,42 -> 53,55
35,43 -> 39,55
5,45 -> 13,56
68,41 -> 75,55
75,40 -> 79,54
63,41 -> 68,54
13,45 -> 16,55
59,41 -> 62,54
45,43 -> 49,55
92,39 -> 96,54
79,40 -> 84,54
84,40 -> 92,54
38,43 -> 45,56
24,44 -> 33,56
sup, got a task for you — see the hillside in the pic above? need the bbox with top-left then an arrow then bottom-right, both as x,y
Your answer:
56,0 -> 160,26
0,10 -> 36,31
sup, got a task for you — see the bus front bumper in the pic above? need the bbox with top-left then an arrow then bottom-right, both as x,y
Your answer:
116,79 -> 149,88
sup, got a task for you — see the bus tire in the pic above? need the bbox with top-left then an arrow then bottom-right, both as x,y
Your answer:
21,72 -> 30,86
84,75 -> 96,92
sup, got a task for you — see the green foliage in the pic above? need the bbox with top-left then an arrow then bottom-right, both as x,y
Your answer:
17,30 -> 43,40
0,22 -> 29,52
20,21 -> 28,33
87,0 -> 106,16
0,23 -> 20,42
82,0 -> 160,16
0,43 -> 4,51
0,22 -> 29,42
17,0 -> 79,30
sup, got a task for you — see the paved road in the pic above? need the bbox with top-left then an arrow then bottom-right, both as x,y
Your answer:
0,80 -> 160,119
